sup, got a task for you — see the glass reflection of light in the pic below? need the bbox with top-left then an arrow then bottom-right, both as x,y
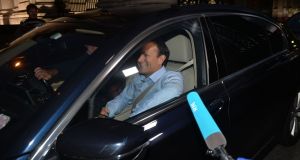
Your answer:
114,142 -> 123,147
113,142 -> 124,152
191,22 -> 198,33
143,120 -> 157,131
122,66 -> 139,77
28,139 -> 35,147
149,133 -> 163,141
14,61 -> 21,68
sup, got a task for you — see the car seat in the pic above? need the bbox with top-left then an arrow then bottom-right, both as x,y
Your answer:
165,34 -> 196,92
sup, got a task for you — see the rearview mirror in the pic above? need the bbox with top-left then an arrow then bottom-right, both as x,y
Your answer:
57,118 -> 148,159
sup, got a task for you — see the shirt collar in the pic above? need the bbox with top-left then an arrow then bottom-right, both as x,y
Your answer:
149,66 -> 166,83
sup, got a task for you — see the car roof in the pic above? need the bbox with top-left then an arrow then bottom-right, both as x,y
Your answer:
44,4 -> 273,40
38,5 -> 261,41
61,4 -> 272,25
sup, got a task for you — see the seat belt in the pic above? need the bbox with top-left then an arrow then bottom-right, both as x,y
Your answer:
114,80 -> 156,121
176,59 -> 193,72
131,83 -> 155,108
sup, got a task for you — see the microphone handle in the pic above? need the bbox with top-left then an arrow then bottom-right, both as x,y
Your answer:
214,146 -> 234,160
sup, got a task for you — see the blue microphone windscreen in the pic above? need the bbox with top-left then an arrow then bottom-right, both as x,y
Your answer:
187,91 -> 227,149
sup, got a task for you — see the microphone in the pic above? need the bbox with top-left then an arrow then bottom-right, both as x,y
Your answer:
187,91 -> 233,160
187,91 -> 227,150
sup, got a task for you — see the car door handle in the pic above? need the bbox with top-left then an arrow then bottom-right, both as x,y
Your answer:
209,98 -> 225,113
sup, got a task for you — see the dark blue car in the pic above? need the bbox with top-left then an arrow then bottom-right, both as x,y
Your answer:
0,4 -> 300,160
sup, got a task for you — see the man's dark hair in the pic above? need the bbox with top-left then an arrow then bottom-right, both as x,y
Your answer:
154,40 -> 169,66
26,4 -> 38,13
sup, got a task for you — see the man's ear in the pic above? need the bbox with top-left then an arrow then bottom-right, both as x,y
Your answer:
158,55 -> 166,65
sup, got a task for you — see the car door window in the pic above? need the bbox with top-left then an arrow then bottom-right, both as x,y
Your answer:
208,15 -> 287,75
89,28 -> 199,121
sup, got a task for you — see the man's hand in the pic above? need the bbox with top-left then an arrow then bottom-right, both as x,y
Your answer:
34,67 -> 58,80
99,107 -> 109,118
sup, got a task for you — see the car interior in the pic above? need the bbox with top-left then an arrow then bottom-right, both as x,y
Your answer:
66,28 -> 199,126
165,33 -> 197,93
93,30 -> 197,121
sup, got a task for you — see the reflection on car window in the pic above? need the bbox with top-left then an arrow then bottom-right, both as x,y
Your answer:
209,15 -> 286,74
0,28 -> 105,138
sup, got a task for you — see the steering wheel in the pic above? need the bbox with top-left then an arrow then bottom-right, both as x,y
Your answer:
9,57 -> 55,107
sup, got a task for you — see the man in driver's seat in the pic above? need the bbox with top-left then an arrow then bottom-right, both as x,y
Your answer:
100,40 -> 183,118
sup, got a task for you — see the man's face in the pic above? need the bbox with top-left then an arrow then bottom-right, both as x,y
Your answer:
137,42 -> 166,76
28,8 -> 38,19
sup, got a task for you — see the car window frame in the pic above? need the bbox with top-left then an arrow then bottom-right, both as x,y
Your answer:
91,18 -> 205,124
203,12 -> 289,77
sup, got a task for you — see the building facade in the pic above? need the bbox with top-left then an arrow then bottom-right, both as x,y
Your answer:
273,0 -> 300,21
180,0 -> 300,21
0,0 -> 299,25
0,0 -> 99,25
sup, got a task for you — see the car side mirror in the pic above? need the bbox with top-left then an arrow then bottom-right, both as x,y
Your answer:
56,118 -> 148,159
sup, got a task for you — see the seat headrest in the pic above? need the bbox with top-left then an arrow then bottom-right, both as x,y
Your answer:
166,34 -> 192,63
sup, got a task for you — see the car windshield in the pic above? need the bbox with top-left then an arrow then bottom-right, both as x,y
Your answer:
0,23 -> 111,135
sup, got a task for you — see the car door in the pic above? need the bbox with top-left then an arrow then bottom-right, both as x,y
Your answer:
205,14 -> 294,158
86,16 -> 231,160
